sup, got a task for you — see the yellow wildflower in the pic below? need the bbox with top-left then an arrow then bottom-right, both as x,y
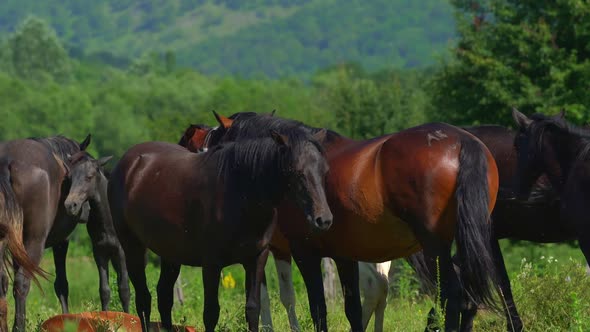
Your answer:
222,272 -> 236,289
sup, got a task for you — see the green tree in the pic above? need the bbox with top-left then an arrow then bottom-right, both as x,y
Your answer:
6,16 -> 71,81
314,65 -> 428,138
429,0 -> 590,126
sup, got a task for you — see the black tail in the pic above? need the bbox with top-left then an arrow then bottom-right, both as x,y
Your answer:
405,252 -> 436,295
0,158 -> 48,287
454,135 -> 499,310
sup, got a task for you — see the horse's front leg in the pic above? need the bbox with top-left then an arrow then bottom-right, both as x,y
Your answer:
334,258 -> 363,332
244,247 -> 271,332
91,244 -> 112,311
156,259 -> 181,330
52,240 -> 70,313
292,250 -> 327,332
202,264 -> 222,332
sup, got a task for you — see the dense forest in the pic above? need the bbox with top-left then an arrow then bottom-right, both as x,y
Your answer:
0,0 -> 455,77
0,0 -> 589,162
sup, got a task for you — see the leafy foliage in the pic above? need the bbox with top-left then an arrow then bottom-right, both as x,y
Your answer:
429,0 -> 590,126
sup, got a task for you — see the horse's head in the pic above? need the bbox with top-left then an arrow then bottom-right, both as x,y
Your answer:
64,151 -> 112,221
271,127 -> 333,231
511,108 -> 566,200
178,124 -> 213,152
179,111 -> 274,152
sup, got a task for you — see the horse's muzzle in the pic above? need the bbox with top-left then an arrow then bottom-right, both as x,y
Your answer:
65,197 -> 90,223
312,211 -> 333,231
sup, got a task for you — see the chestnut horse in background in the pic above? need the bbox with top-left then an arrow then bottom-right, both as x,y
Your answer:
108,114 -> 332,332
188,112 -> 500,332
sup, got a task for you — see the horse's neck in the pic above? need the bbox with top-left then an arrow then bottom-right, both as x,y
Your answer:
549,134 -> 590,192
87,176 -> 117,237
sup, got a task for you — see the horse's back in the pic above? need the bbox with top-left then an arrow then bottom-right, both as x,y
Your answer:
0,139 -> 65,214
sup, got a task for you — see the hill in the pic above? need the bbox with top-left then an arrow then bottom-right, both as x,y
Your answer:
0,0 -> 455,77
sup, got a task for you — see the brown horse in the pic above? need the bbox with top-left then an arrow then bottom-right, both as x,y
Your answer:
403,123 -> 563,331
0,135 -> 102,331
178,116 -> 298,331
508,109 -> 590,329
188,112 -> 500,332
108,114 -> 332,332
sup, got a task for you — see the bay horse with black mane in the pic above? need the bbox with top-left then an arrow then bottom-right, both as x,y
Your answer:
401,123 -> 563,332
190,111 -> 500,332
108,113 -> 332,332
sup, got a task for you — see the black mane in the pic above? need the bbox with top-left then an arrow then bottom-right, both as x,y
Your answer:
203,137 -> 289,201
222,113 -> 324,153
29,135 -> 80,163
203,113 -> 325,200
529,113 -> 590,161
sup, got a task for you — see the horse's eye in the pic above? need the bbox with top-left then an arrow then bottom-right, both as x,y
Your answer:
86,175 -> 94,181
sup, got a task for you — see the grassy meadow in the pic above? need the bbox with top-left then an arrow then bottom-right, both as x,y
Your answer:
8,226 -> 590,332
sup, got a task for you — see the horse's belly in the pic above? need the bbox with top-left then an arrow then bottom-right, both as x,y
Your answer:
325,211 -> 421,262
126,216 -> 205,266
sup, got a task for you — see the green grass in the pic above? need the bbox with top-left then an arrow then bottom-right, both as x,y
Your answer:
6,231 -> 590,331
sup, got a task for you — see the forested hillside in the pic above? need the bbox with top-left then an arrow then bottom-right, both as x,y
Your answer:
0,0 -> 455,77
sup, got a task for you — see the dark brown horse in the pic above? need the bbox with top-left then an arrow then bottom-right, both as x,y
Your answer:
108,114 -> 332,332
178,114 -> 298,331
194,112 -> 500,332
506,109 -> 590,328
58,150 -> 130,313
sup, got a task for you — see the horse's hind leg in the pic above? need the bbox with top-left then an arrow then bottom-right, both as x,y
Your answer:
275,256 -> 300,332
156,259 -> 181,330
422,244 -> 461,332
118,228 -> 150,331
334,258 -> 363,332
488,238 -> 522,332
13,238 -> 45,332
259,275 -> 273,331
52,240 -> 70,313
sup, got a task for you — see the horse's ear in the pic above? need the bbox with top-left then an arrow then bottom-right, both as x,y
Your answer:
312,128 -> 327,143
270,109 -> 276,116
213,111 -> 233,129
79,134 -> 91,151
270,130 -> 289,146
511,108 -> 532,129
98,156 -> 113,167
559,108 -> 566,119
66,153 -> 72,162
